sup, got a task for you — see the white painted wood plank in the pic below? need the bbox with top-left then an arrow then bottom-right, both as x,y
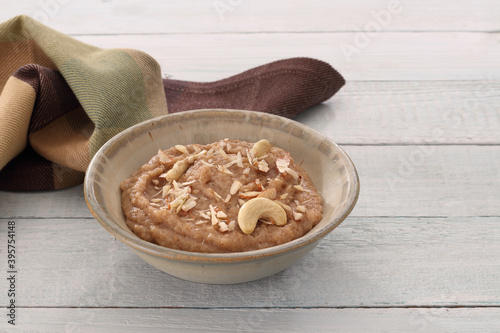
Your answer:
67,32 -> 500,81
1,0 -> 499,34
1,217 -> 498,308
297,80 -> 500,145
348,145 -> 500,217
0,185 -> 89,219
3,307 -> 500,333
1,146 -> 499,218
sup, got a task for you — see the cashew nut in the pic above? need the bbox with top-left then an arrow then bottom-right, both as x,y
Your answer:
237,197 -> 287,234
251,139 -> 272,157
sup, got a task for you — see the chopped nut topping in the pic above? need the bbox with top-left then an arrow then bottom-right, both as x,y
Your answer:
162,184 -> 172,197
230,180 -> 242,195
296,205 -> 307,212
235,151 -> 244,167
223,159 -> 237,168
246,149 -> 255,166
294,185 -> 306,191
284,167 -> 299,180
175,145 -> 189,155
158,149 -> 172,163
182,197 -> 197,211
276,158 -> 289,173
217,146 -> 228,159
216,165 -> 233,175
212,190 -> 224,201
200,160 -> 215,168
292,211 -> 303,221
209,205 -> 218,225
199,210 -> 210,220
257,160 -> 269,172
218,221 -> 229,232
216,211 -> 227,219
144,139 -> 320,238
239,191 -> 261,199
275,201 -> 292,212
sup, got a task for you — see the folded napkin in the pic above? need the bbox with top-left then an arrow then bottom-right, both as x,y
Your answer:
0,15 -> 345,191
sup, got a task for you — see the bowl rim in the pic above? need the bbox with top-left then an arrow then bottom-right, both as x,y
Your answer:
84,109 -> 360,263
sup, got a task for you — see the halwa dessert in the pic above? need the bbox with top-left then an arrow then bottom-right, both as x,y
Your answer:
120,139 -> 323,253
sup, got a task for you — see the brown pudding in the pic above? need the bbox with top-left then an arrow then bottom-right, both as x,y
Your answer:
120,139 -> 323,253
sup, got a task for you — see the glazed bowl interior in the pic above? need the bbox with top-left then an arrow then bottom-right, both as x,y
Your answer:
85,109 -> 359,265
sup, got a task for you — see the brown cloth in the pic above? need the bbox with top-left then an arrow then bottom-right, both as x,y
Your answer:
0,16 -> 344,191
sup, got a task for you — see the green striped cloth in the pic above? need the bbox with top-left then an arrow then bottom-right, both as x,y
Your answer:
0,15 -> 167,190
0,15 -> 344,191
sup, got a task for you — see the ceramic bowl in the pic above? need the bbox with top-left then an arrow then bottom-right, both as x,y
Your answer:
84,109 -> 359,284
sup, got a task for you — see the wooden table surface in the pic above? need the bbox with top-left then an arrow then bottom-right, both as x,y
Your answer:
1,1 -> 499,332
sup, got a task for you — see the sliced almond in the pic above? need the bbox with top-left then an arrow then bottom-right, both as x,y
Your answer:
294,185 -> 306,191
230,180 -> 242,195
257,188 -> 277,200
235,151 -> 244,168
257,160 -> 269,172
212,190 -> 224,201
276,158 -> 290,173
162,184 -> 172,197
279,193 -> 288,200
218,221 -> 229,232
292,211 -> 303,221
199,210 -> 211,220
216,165 -> 233,175
200,160 -> 215,168
239,191 -> 261,199
181,197 -> 197,211
284,167 -> 299,180
175,145 -> 189,155
275,200 -> 292,212
158,149 -> 172,163
246,150 -> 254,165
216,210 -> 227,219
296,205 -> 307,212
209,205 -> 218,225
217,146 -> 228,159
